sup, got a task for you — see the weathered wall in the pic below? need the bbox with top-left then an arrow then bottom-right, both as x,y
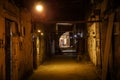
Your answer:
0,0 -> 33,80
87,23 -> 97,65
19,9 -> 33,79
33,23 -> 46,66
86,0 -> 102,69
40,36 -> 45,63
0,0 -> 20,80
87,10 -> 101,66
113,8 -> 120,80
0,1 -> 5,80
0,14 -> 5,80
98,0 -> 120,80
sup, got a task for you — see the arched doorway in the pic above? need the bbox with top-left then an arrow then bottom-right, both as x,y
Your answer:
59,32 -> 77,53
59,32 -> 70,48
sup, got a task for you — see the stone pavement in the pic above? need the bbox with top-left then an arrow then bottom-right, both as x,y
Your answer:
27,55 -> 99,80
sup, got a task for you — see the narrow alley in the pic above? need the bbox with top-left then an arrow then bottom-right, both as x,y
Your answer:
27,54 -> 98,80
0,0 -> 120,80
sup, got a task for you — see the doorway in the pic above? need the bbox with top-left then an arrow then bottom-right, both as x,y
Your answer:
32,37 -> 37,69
59,32 -> 77,53
5,19 -> 12,80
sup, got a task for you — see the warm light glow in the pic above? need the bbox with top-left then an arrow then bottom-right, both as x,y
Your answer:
59,32 -> 70,48
36,5 -> 43,12
37,30 -> 41,33
41,33 -> 44,36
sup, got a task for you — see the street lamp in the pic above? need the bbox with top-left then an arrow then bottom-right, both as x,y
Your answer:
37,29 -> 41,33
37,29 -> 44,36
36,4 -> 43,12
41,33 -> 44,36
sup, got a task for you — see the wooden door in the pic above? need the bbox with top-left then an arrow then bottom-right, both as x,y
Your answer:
5,19 -> 11,80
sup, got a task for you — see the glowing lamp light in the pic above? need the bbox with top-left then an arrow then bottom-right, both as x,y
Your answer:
37,30 -> 41,33
41,33 -> 44,36
36,5 -> 43,12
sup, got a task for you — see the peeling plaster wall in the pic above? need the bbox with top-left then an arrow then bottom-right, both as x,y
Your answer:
87,23 -> 97,65
87,22 -> 101,67
86,1 -> 101,66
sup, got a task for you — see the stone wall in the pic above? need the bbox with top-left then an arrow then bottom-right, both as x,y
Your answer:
0,0 -> 33,80
0,0 -> 19,80
19,9 -> 33,80
87,23 -> 97,65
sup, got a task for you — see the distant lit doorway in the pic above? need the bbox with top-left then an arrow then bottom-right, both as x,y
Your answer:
59,32 -> 77,53
59,32 -> 70,48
